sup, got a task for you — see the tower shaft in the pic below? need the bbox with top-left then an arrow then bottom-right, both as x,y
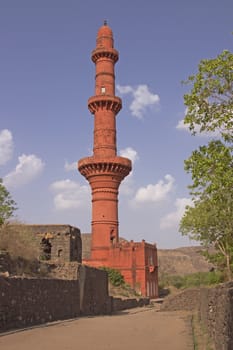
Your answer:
78,23 -> 131,259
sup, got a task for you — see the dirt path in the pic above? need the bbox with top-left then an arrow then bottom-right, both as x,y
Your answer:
0,308 -> 194,350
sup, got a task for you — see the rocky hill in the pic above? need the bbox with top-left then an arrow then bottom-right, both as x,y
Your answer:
158,246 -> 213,276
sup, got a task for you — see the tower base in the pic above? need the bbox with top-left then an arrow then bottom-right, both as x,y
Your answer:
82,236 -> 158,298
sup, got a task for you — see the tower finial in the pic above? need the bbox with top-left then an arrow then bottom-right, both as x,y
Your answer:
104,19 -> 107,26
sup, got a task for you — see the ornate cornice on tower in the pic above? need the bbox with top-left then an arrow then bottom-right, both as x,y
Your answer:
78,156 -> 131,181
91,48 -> 119,63
88,96 -> 122,115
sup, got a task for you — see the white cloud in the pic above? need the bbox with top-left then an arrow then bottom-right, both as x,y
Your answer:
117,84 -> 160,119
134,174 -> 175,203
117,85 -> 133,94
176,119 -> 190,132
176,118 -> 205,134
176,118 -> 221,137
0,129 -> 13,165
160,197 -> 193,229
64,161 -> 77,172
119,147 -> 138,196
120,147 -> 139,164
50,179 -> 90,210
3,154 -> 45,188
176,107 -> 222,137
120,178 -> 134,196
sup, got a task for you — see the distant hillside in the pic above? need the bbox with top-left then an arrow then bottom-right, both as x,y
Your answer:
158,246 -> 213,276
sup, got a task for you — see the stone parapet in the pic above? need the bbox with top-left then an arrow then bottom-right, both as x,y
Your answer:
160,283 -> 233,350
111,297 -> 150,312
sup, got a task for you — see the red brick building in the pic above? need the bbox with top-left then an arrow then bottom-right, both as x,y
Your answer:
78,22 -> 158,298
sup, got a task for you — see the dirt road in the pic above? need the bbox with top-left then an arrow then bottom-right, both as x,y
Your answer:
0,308 -> 194,350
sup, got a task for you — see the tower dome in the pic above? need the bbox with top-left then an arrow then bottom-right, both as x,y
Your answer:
96,20 -> 113,49
97,20 -> 113,36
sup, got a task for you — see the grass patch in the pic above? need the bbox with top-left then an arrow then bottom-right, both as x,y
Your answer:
0,223 -> 39,260
159,271 -> 224,291
191,313 -> 215,350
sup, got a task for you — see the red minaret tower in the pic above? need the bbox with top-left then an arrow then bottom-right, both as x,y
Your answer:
78,21 -> 132,262
79,23 -> 158,298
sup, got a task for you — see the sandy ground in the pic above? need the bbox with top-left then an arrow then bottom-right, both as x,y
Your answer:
0,307 -> 194,350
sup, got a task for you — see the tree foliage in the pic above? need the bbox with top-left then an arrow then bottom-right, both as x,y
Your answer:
180,194 -> 233,280
0,178 -> 17,226
183,50 -> 233,142
184,140 -> 233,196
180,141 -> 233,279
180,48 -> 233,280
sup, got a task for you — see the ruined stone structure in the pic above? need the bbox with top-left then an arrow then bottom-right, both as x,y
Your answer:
20,224 -> 82,263
78,22 -> 158,298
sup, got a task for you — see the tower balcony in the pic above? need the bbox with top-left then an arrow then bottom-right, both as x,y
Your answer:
78,156 -> 132,183
91,48 -> 119,63
88,95 -> 122,115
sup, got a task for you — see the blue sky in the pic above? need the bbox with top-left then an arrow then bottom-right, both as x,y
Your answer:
0,0 -> 232,248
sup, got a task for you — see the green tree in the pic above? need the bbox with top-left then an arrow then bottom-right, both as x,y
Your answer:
180,195 -> 233,280
184,140 -> 233,196
180,140 -> 233,280
180,48 -> 233,280
0,178 -> 17,226
183,50 -> 233,142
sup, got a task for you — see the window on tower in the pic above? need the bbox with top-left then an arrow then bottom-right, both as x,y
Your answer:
101,86 -> 106,94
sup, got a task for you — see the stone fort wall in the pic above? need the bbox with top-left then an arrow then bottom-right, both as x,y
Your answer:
0,264 -> 149,333
0,264 -> 109,332
160,282 -> 233,350
0,277 -> 80,332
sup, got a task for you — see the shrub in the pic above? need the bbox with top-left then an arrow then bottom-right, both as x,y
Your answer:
0,179 -> 17,226
99,266 -> 125,287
